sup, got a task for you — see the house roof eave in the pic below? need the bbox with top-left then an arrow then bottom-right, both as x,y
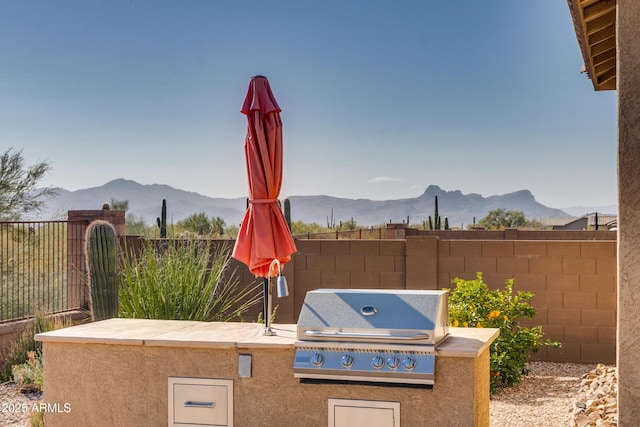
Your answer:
566,0 -> 617,91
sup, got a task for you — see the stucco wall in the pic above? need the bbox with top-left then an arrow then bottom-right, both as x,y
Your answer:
617,0 -> 640,424
41,339 -> 490,427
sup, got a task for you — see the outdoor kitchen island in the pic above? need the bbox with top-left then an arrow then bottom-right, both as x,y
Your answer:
36,319 -> 498,427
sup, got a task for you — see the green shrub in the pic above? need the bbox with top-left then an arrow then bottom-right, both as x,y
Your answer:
0,312 -> 71,384
119,237 -> 262,321
12,350 -> 42,392
447,273 -> 560,394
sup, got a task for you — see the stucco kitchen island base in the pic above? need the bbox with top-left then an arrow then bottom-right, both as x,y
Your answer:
36,319 -> 498,427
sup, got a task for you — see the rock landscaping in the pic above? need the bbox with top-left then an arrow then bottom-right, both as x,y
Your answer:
571,364 -> 618,427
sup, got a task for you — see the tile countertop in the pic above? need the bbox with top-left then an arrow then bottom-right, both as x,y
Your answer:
35,318 -> 498,358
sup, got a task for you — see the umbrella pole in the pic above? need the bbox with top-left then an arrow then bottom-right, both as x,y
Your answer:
263,277 -> 268,325
263,277 -> 275,335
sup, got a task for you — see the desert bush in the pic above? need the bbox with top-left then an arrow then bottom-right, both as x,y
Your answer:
0,312 -> 71,384
447,273 -> 560,394
12,350 -> 42,392
176,212 -> 225,237
119,237 -> 262,321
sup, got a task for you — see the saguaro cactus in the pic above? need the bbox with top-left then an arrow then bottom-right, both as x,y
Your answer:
428,195 -> 449,230
156,199 -> 167,238
85,220 -> 119,320
284,198 -> 292,231
434,195 -> 440,229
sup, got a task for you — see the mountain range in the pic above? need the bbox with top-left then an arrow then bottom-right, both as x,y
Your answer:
32,179 -> 615,228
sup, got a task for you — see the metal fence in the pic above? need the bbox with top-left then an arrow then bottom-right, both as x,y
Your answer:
0,221 -> 85,323
295,228 -> 386,240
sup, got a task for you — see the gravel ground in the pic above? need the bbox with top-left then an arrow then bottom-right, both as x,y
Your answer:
1,362 -> 614,426
0,382 -> 43,427
491,362 -> 604,427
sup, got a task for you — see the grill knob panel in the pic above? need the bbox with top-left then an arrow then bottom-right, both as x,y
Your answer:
402,356 -> 417,371
371,355 -> 385,369
387,356 -> 401,370
311,353 -> 324,366
341,354 -> 354,368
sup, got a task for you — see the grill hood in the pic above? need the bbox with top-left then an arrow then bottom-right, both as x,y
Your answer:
296,289 -> 449,346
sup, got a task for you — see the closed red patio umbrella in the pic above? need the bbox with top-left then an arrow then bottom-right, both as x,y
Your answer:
232,75 -> 297,333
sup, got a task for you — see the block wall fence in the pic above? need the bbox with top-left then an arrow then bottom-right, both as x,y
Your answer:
267,236 -> 617,365
72,214 -> 617,365
3,210 -> 615,366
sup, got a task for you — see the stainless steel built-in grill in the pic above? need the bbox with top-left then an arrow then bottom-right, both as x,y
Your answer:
293,289 -> 449,386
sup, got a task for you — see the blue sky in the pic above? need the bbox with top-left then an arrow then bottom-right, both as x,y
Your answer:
1,0 -> 617,210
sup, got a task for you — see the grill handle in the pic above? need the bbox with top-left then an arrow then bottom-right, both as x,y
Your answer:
303,330 -> 430,340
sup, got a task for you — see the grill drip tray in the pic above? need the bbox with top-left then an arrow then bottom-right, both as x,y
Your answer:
294,342 -> 436,385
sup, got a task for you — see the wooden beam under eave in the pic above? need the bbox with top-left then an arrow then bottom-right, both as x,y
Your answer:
594,57 -> 616,75
579,0 -> 600,6
597,66 -> 616,82
589,24 -> 616,45
595,66 -> 616,84
596,70 -> 616,90
586,10 -> 616,36
592,47 -> 616,67
583,0 -> 616,23
591,36 -> 616,56
598,79 -> 616,91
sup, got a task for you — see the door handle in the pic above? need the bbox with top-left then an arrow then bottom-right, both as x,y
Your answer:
184,401 -> 215,408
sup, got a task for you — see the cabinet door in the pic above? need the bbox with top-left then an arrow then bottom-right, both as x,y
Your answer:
169,377 -> 233,427
329,399 -> 399,427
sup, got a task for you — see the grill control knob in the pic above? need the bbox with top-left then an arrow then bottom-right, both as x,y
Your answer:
311,353 -> 324,367
371,355 -> 385,369
402,356 -> 417,371
387,356 -> 401,370
341,354 -> 354,368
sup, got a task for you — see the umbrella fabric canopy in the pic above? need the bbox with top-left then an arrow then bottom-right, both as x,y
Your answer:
232,76 -> 297,278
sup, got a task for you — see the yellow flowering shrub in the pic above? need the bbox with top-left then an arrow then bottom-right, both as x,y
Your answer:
447,272 -> 560,394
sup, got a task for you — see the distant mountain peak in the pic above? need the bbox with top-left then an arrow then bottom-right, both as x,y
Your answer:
34,179 -> 576,227
510,189 -> 534,198
490,189 -> 535,202
422,185 -> 443,196
102,178 -> 136,187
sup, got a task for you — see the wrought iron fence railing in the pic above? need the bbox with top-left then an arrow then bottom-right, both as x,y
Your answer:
294,228 -> 386,240
0,221 -> 86,323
